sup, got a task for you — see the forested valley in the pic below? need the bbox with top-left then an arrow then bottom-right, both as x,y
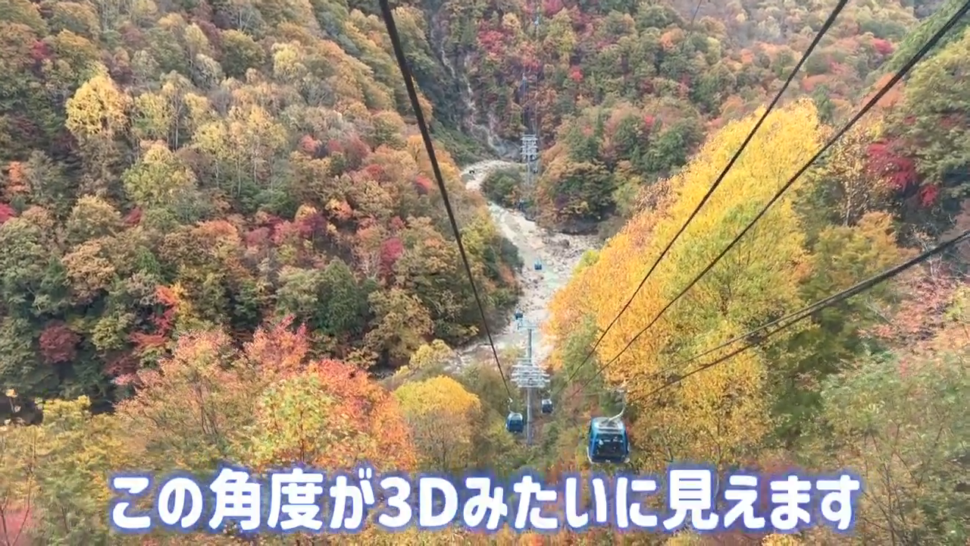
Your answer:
0,0 -> 968,543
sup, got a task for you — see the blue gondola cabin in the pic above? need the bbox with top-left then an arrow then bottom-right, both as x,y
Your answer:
506,412 -> 525,434
514,309 -> 524,320
533,260 -> 543,271
540,399 -> 553,414
587,417 -> 630,464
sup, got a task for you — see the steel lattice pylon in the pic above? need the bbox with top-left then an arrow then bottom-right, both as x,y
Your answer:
521,134 -> 538,163
510,318 -> 549,445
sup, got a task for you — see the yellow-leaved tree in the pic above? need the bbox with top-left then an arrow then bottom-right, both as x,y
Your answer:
0,396 -> 131,544
393,376 -> 482,473
546,100 -> 824,471
65,68 -> 131,143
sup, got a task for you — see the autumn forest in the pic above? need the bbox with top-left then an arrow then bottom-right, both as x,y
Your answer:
0,0 -> 968,543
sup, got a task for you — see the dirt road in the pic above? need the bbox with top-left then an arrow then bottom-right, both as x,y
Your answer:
453,161 -> 599,370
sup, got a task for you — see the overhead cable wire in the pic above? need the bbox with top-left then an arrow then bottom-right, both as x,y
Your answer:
533,0 -> 541,147
527,0 -> 540,155
579,0 -> 970,384
561,0 -> 849,387
378,0 -> 514,399
634,228 -> 970,401
686,0 -> 705,35
569,227 -> 970,402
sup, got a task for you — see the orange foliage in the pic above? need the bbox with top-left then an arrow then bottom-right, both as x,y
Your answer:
659,28 -> 683,50
193,219 -> 241,247
829,61 -> 851,77
4,162 -> 27,196
129,332 -> 169,353
243,315 -> 310,376
717,95 -> 748,122
866,265 -> 961,345
863,72 -> 905,111
327,198 -> 354,222
129,330 -> 238,390
305,358 -> 417,470
150,284 -> 178,334
497,263 -> 516,285
801,74 -> 830,93
155,284 -> 179,308
244,319 -> 417,471
120,320 -> 417,473
247,360 -> 418,472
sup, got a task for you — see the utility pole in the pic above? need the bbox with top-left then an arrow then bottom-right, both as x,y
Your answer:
510,318 -> 549,445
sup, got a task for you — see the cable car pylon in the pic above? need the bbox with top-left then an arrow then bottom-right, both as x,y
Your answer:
509,316 -> 550,445
520,0 -> 541,201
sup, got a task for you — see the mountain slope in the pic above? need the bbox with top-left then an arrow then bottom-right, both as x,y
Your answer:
0,0 -> 521,407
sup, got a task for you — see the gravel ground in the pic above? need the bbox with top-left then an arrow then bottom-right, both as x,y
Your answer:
450,161 -> 600,370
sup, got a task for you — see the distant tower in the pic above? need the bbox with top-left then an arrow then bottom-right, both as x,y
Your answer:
521,133 -> 538,187
520,9 -> 541,193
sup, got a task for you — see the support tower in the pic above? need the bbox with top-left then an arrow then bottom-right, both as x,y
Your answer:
509,318 -> 550,445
